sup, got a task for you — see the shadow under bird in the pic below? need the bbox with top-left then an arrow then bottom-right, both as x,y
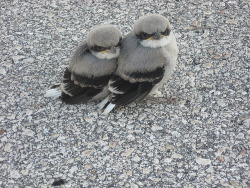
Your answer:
99,14 -> 179,114
45,25 -> 122,104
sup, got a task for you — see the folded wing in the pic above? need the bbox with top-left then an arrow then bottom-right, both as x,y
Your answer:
108,66 -> 164,106
61,68 -> 112,104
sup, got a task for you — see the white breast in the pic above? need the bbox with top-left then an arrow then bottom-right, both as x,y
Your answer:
149,32 -> 179,95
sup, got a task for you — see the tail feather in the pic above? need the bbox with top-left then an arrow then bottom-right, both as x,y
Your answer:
98,96 -> 116,114
103,103 -> 116,114
97,96 -> 109,109
44,87 -> 61,99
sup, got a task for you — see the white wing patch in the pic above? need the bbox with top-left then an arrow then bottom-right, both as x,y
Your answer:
108,85 -> 124,94
108,80 -> 124,94
60,83 -> 74,96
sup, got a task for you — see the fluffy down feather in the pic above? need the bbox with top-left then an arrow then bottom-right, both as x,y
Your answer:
99,14 -> 178,114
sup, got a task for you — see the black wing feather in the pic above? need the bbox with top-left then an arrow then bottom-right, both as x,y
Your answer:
110,75 -> 138,93
109,67 -> 164,106
113,82 -> 153,106
129,67 -> 164,80
61,87 -> 102,104
72,72 -> 111,87
61,68 -> 111,104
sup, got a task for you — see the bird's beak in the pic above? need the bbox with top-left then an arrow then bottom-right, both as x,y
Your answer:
152,31 -> 161,40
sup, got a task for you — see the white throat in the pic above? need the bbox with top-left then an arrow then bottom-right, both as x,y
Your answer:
91,48 -> 120,60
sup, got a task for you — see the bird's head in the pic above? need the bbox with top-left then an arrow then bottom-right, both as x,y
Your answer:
87,25 -> 122,59
133,14 -> 172,48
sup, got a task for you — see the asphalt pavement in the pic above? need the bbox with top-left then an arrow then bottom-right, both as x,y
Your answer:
0,0 -> 249,187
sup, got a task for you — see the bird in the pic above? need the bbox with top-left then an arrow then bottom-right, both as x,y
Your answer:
99,14 -> 179,114
45,25 -> 122,104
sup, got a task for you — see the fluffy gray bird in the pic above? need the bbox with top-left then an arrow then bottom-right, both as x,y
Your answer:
45,25 -> 122,104
99,14 -> 179,114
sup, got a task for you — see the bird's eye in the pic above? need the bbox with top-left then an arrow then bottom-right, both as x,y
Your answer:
161,28 -> 171,36
94,46 -> 107,52
96,46 -> 103,51
141,32 -> 151,39
136,32 -> 153,40
141,32 -> 146,39
141,32 -> 154,40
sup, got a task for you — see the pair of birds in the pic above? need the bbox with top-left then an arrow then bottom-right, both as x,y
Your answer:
45,14 -> 179,114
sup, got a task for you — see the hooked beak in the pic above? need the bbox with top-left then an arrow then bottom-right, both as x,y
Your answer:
152,31 -> 161,40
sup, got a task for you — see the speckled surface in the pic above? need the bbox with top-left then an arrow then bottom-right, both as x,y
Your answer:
0,0 -> 249,187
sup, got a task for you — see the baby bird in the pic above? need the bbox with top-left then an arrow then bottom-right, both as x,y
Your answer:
45,25 -> 122,104
99,14 -> 179,114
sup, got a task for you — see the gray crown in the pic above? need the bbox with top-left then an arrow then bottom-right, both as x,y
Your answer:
133,14 -> 171,35
87,25 -> 122,47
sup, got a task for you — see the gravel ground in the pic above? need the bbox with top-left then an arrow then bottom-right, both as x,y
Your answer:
0,0 -> 249,187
